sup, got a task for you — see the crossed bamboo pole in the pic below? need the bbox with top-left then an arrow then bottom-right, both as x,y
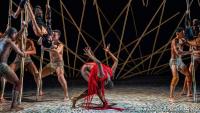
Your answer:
116,0 -> 167,79
60,0 -> 71,77
120,13 -> 186,79
148,0 -> 166,74
73,0 -> 87,77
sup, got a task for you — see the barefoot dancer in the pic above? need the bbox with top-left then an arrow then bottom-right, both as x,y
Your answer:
0,26 -> 26,109
169,27 -> 192,102
39,30 -> 69,100
181,19 -> 200,95
0,38 -> 39,101
72,45 -> 119,109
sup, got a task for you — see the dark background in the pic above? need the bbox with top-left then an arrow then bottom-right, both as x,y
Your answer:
0,0 -> 200,90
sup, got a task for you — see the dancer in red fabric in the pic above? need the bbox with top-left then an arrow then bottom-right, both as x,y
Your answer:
72,45 -> 121,110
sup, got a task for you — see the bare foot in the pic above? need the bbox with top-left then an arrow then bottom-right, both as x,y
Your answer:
169,97 -> 175,103
180,91 -> 187,96
64,97 -> 70,101
0,97 -> 6,103
71,97 -> 77,108
187,93 -> 193,97
103,102 -> 108,108
39,91 -> 44,96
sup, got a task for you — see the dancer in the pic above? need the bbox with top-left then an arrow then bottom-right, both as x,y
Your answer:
0,24 -> 26,109
13,0 -> 52,48
39,30 -> 69,100
0,37 -> 39,98
181,19 -> 200,95
72,45 -> 119,109
169,27 -> 192,102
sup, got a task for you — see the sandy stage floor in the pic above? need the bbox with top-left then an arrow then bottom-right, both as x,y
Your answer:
1,85 -> 200,113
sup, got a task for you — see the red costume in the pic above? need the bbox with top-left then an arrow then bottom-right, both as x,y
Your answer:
84,63 -> 124,111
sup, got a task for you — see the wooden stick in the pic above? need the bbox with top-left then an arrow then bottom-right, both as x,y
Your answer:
60,0 -> 71,77
116,0 -> 166,79
73,0 -> 87,77
36,48 -> 43,100
18,10 -> 26,104
191,52 -> 197,102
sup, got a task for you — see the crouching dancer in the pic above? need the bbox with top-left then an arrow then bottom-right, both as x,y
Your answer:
72,45 -> 124,111
0,25 -> 26,109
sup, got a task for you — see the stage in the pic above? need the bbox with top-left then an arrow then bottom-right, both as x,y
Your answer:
1,83 -> 200,113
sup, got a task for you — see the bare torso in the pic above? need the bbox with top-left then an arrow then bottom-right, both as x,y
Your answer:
50,42 -> 63,63
0,38 -> 12,63
15,39 -> 33,60
171,38 -> 184,59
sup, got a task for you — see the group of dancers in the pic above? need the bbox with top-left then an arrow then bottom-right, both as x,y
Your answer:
1,0 -> 200,111
169,17 -> 200,102
0,0 -> 118,111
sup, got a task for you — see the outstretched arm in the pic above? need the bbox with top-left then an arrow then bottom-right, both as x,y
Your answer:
104,44 -> 118,75
12,0 -> 27,18
7,39 -> 25,57
26,2 -> 47,37
84,47 -> 104,77
16,21 -> 27,40
45,3 -> 52,34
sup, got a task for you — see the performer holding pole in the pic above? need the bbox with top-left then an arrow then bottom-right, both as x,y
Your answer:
0,0 -> 12,102
169,28 -> 192,102
38,30 -> 69,101
0,23 -> 27,110
182,0 -> 199,102
13,0 -> 53,100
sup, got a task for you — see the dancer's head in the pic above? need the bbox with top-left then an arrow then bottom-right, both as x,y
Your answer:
5,27 -> 18,41
176,27 -> 184,38
34,5 -> 43,17
52,30 -> 61,41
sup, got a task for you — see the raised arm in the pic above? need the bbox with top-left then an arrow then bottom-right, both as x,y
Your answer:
16,21 -> 27,40
104,44 -> 118,75
12,0 -> 27,18
26,2 -> 47,37
84,47 -> 104,77
45,2 -> 52,35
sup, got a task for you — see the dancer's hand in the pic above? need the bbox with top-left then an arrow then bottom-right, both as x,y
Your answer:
83,47 -> 94,57
21,21 -> 27,29
22,51 -> 28,57
104,44 -> 110,53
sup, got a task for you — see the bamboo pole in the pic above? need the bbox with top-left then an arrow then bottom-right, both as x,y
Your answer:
73,0 -> 87,77
116,0 -> 166,79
